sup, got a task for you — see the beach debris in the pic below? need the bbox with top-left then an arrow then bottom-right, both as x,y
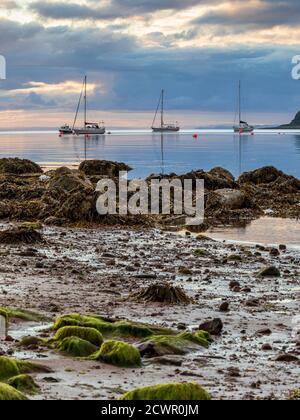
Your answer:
131,282 -> 193,304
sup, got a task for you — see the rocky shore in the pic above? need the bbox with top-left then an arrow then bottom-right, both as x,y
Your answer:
0,158 -> 299,400
0,157 -> 299,230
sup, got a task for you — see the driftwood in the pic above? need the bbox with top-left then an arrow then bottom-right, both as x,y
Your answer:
131,282 -> 193,305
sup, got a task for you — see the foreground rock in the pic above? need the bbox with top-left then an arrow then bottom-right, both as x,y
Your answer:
0,158 -> 42,175
120,382 -> 211,401
79,160 -> 132,177
0,226 -> 43,245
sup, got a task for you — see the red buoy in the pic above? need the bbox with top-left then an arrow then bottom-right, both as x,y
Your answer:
193,134 -> 198,139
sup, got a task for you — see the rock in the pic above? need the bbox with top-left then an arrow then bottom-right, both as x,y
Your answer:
78,160 -> 132,177
208,167 -> 235,183
219,302 -> 230,312
269,248 -> 280,257
256,328 -> 272,336
120,382 -> 211,401
199,318 -> 223,336
258,266 -> 281,277
275,354 -> 299,363
48,167 -> 93,193
0,226 -> 43,245
261,344 -> 272,351
206,189 -> 247,210
131,283 -> 193,305
279,244 -> 287,251
239,166 -> 284,185
229,280 -> 240,290
91,340 -> 141,368
227,367 -> 241,377
0,158 -> 42,175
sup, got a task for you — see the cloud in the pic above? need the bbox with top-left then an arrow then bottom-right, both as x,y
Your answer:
194,0 -> 300,30
30,0 -> 215,21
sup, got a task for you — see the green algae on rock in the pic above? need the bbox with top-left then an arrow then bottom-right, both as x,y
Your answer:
53,326 -> 103,347
138,331 -> 210,358
8,374 -> 40,395
58,337 -> 98,357
91,340 -> 142,368
53,314 -> 173,339
0,383 -> 28,401
120,382 -> 211,401
0,306 -> 49,322
0,356 -> 50,381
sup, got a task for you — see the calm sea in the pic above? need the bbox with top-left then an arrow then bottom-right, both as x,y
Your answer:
0,129 -> 299,179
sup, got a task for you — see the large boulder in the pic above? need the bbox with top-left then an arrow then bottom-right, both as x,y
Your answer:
48,167 -> 93,193
239,166 -> 285,185
0,158 -> 42,175
206,189 -> 248,210
79,160 -> 132,177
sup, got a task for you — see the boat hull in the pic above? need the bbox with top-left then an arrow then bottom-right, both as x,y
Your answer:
152,127 -> 180,133
74,128 -> 106,135
59,129 -> 73,135
233,127 -> 254,133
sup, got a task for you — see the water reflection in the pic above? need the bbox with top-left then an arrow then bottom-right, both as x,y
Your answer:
293,135 -> 300,153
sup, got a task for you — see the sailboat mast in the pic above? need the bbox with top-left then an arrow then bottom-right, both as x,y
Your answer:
238,80 -> 241,124
161,89 -> 164,128
84,76 -> 87,127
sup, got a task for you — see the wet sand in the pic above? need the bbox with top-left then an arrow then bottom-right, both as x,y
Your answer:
0,224 -> 299,400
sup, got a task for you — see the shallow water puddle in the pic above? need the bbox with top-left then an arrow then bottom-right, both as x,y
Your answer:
205,217 -> 300,248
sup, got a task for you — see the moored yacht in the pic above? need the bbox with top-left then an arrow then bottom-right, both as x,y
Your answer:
152,90 -> 180,132
233,81 -> 254,133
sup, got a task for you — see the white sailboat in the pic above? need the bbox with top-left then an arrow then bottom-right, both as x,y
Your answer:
233,81 -> 254,133
73,76 -> 106,135
152,90 -> 180,132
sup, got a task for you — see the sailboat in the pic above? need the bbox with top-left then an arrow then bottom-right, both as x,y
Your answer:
152,90 -> 180,132
73,76 -> 106,135
233,81 -> 254,133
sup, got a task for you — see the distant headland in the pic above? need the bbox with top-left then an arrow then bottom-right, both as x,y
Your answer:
273,111 -> 300,129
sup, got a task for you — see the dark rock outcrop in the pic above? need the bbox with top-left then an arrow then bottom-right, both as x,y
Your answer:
0,158 -> 42,175
79,160 -> 132,177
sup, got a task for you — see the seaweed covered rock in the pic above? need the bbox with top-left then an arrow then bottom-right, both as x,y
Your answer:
91,340 -> 141,368
53,326 -> 103,347
0,356 -> 50,381
131,283 -> 193,305
239,166 -> 285,186
0,383 -> 28,401
8,374 -> 39,395
120,382 -> 211,401
48,167 -> 93,193
0,226 -> 43,245
0,307 -> 49,322
53,314 -> 172,339
0,158 -> 42,175
57,337 -> 97,357
79,160 -> 132,177
138,331 -> 210,358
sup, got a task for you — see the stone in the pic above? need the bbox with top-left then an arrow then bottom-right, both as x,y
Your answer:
219,302 -> 230,312
199,318 -> 223,336
258,266 -> 281,277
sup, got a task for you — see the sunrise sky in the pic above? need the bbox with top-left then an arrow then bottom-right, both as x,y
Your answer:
1,0 -> 300,128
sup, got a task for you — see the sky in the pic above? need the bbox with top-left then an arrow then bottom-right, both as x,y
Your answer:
0,0 -> 300,128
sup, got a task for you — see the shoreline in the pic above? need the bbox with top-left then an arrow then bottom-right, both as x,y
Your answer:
0,158 -> 299,400
0,223 -> 299,400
